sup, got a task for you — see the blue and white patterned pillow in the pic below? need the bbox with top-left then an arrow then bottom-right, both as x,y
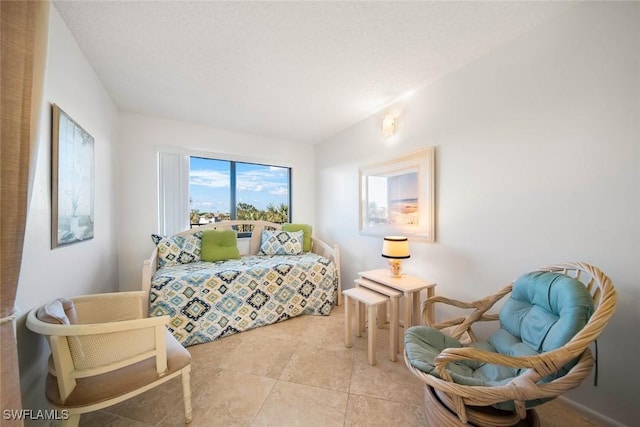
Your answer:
259,230 -> 303,255
151,233 -> 202,268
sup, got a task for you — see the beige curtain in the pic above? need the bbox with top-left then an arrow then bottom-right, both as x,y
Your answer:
1,1 -> 48,423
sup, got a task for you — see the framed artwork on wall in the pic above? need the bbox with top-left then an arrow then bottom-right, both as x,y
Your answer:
51,104 -> 94,248
359,147 -> 435,242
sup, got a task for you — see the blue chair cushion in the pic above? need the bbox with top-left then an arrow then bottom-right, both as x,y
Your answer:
405,271 -> 594,411
498,271 -> 594,353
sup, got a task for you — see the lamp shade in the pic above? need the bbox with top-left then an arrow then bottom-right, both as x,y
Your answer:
381,236 -> 410,259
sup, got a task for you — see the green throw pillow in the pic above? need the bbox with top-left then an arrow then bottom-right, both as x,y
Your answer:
201,230 -> 241,262
283,223 -> 312,252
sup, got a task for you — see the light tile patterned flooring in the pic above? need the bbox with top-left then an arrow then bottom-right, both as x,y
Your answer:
80,306 -> 604,426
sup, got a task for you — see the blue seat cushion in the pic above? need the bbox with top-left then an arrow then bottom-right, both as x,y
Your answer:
405,327 -> 520,387
498,271 -> 594,353
405,271 -> 594,411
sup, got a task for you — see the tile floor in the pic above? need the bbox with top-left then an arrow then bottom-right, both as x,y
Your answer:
80,306 -> 604,426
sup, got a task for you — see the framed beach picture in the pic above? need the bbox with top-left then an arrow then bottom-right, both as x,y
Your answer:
359,147 -> 435,242
51,104 -> 94,248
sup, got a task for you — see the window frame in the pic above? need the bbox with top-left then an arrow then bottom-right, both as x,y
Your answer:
158,148 -> 294,236
156,147 -> 293,237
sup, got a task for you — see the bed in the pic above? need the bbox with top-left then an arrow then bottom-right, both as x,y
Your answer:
142,220 -> 342,346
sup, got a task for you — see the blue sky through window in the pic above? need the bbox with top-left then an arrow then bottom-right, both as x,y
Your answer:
189,157 -> 230,213
236,162 -> 289,209
189,157 -> 289,213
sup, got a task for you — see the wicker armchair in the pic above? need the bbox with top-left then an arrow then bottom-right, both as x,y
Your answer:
26,291 -> 192,427
404,262 -> 616,427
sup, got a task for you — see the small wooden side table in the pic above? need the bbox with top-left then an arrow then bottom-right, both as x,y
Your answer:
354,278 -> 402,360
358,269 -> 436,352
343,287 -> 390,365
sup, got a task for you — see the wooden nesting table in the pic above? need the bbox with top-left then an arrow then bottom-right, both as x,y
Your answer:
357,269 -> 436,353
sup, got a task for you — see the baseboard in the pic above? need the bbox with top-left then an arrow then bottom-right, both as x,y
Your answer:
556,396 -> 626,427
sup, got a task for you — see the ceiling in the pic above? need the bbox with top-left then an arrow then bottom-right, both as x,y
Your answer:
54,1 -> 574,143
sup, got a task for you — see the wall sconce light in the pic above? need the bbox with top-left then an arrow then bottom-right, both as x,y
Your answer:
381,236 -> 410,277
382,114 -> 397,137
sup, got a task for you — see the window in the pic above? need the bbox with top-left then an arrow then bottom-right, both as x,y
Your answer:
157,152 -> 291,236
189,156 -> 291,228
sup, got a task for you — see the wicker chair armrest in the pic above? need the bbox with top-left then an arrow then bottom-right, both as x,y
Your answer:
421,285 -> 512,343
434,345 -> 575,382
424,295 -> 480,311
423,285 -> 512,324
27,309 -> 172,378
429,314 -> 500,333
27,309 -> 168,336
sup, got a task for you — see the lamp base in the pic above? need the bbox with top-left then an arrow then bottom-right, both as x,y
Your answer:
388,259 -> 403,278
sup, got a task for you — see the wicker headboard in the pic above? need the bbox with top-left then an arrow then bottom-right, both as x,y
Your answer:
174,220 -> 282,255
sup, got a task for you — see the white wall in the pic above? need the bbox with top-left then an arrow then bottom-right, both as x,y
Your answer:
117,113 -> 315,291
315,2 -> 639,425
15,5 -> 120,420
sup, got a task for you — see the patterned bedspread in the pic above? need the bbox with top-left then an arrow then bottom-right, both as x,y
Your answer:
149,253 -> 337,346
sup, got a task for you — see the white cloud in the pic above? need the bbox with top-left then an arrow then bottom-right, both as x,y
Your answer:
269,186 -> 288,196
236,168 -> 287,193
189,170 -> 229,188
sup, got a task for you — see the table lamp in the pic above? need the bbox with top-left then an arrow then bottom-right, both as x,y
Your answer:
381,236 -> 410,277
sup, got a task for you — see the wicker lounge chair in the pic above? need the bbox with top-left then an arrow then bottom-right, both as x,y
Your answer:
404,262 -> 616,426
26,291 -> 192,427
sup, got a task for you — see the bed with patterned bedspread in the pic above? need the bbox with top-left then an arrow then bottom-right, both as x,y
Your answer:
148,252 -> 337,346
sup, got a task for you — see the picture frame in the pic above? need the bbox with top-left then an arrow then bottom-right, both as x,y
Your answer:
359,147 -> 435,242
51,104 -> 94,248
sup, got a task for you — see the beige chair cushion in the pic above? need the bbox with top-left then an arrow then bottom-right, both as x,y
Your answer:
46,329 -> 191,408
